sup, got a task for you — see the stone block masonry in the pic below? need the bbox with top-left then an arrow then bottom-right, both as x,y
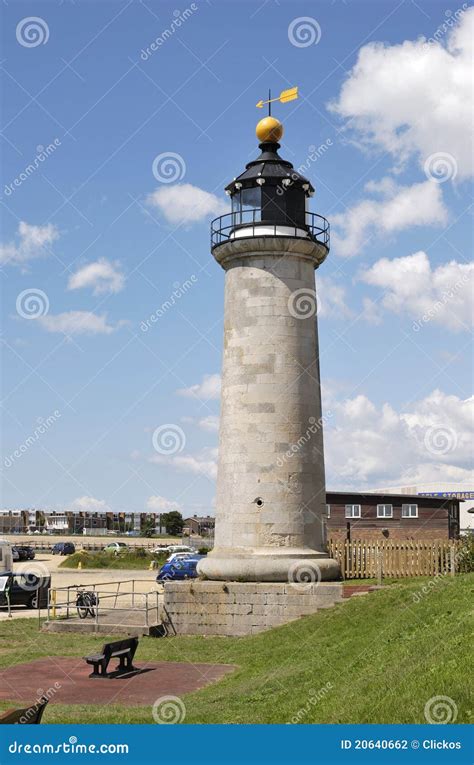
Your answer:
162,580 -> 344,636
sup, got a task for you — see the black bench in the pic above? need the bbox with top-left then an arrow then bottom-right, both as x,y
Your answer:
84,637 -> 139,678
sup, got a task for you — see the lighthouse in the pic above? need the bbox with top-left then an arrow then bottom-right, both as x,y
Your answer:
198,110 -> 339,583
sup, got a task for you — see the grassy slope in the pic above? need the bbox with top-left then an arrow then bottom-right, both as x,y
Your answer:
0,574 -> 472,724
59,551 -> 167,570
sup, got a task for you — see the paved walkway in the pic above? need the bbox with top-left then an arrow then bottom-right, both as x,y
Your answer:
0,657 -> 235,706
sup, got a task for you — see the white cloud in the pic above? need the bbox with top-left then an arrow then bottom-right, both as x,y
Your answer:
316,276 -> 353,319
146,495 -> 181,512
150,447 -> 218,480
177,374 -> 221,401
146,183 -> 229,225
181,415 -> 220,432
39,311 -> 123,335
360,251 -> 473,332
325,389 -> 473,490
197,415 -> 219,432
71,495 -> 109,512
68,258 -> 125,295
0,221 -> 59,266
328,7 -> 474,179
331,180 -> 448,257
360,297 -> 382,325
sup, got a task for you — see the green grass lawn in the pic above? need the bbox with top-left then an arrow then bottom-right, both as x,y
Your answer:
59,550 -> 167,570
0,574 -> 472,724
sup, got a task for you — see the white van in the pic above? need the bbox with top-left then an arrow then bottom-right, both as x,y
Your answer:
0,539 -> 13,573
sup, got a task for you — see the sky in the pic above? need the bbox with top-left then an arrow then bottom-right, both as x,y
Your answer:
1,0 -> 473,519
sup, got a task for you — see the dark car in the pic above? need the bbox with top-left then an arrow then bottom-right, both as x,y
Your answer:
12,546 -> 28,561
17,545 -> 35,560
0,572 -> 50,609
51,542 -> 75,556
156,556 -> 204,582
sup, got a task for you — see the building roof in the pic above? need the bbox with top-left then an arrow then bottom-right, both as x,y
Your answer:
326,490 -> 459,505
225,141 -> 315,196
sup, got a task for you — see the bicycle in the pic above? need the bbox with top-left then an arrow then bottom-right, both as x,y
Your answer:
76,589 -> 99,619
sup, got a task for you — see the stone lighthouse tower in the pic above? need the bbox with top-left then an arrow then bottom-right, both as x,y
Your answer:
198,113 -> 339,584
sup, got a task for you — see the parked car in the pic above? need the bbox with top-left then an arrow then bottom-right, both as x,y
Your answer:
156,556 -> 204,582
103,542 -> 128,553
51,542 -> 75,556
0,572 -> 50,609
12,546 -> 30,561
153,544 -> 194,555
17,546 -> 35,560
166,551 -> 203,563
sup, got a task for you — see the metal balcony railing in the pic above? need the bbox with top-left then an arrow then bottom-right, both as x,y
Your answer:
210,209 -> 330,251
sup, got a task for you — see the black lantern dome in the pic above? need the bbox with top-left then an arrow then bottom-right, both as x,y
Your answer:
211,117 -> 329,253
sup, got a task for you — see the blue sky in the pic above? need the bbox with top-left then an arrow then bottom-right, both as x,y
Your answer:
1,0 -> 472,517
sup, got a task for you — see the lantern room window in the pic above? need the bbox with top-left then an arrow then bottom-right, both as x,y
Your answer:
231,188 -> 262,226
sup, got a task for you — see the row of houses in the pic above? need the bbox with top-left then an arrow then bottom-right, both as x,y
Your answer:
0,492 -> 465,541
0,509 -> 161,536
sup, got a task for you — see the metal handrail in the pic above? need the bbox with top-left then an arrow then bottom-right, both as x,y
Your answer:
210,209 -> 330,250
46,579 -> 160,625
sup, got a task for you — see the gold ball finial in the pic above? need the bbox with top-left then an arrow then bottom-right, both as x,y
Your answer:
256,116 -> 284,143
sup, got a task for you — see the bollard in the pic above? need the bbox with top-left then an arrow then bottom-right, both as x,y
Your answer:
78,561 -> 82,570
51,589 -> 57,619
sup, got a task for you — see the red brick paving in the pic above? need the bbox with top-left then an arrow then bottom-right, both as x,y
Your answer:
342,584 -> 380,598
0,657 -> 235,706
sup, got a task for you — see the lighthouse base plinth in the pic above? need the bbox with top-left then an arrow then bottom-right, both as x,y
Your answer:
161,580 -> 343,637
197,549 -> 340,582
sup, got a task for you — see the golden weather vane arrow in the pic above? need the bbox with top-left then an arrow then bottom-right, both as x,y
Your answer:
256,86 -> 299,114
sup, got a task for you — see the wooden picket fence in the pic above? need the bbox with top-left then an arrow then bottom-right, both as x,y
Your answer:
328,539 -> 464,579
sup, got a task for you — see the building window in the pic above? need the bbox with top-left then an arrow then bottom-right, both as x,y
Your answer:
402,504 -> 418,518
377,504 -> 393,518
326,504 -> 331,519
345,504 -> 361,518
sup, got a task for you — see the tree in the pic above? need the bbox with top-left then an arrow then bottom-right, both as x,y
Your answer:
142,519 -> 155,538
162,511 -> 184,536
